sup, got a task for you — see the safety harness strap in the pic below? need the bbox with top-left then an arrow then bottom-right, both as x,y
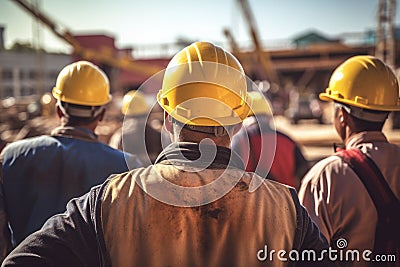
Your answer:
337,148 -> 399,211
336,148 -> 400,266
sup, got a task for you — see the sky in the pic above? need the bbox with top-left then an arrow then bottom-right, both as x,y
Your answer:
1,0 -> 399,56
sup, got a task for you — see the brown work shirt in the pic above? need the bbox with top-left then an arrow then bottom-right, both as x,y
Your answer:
299,131 -> 400,265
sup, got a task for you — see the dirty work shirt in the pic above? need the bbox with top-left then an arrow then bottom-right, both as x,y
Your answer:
299,131 -> 400,265
0,126 -> 141,260
3,142 -> 332,267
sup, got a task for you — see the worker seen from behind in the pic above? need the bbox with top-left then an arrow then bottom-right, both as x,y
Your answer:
299,56 -> 400,266
109,90 -> 162,165
0,61 -> 141,262
3,42 -> 333,267
231,91 -> 309,190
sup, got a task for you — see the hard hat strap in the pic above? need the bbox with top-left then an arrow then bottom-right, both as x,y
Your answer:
57,100 -> 104,118
335,102 -> 389,122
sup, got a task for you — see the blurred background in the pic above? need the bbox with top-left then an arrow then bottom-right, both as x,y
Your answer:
0,0 -> 399,163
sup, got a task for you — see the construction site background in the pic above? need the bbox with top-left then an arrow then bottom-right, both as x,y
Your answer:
1,0 -> 400,163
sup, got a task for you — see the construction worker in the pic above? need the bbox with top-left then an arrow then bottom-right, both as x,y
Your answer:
231,91 -> 309,190
0,61 -> 141,262
109,90 -> 162,165
3,42 -> 333,267
298,56 -> 400,265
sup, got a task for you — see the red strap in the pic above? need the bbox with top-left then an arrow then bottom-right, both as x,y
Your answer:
336,148 -> 400,266
336,148 -> 400,214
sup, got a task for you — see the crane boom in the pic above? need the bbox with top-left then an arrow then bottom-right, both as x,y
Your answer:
237,0 -> 278,83
223,28 -> 239,54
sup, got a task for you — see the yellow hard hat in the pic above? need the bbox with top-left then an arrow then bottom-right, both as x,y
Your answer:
320,55 -> 400,111
248,91 -> 273,116
122,90 -> 149,116
157,41 -> 250,126
52,61 -> 112,106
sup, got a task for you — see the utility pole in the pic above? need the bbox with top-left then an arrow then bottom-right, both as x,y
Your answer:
376,0 -> 396,67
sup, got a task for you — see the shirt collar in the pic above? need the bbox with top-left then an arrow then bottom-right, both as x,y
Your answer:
155,142 -> 245,170
345,131 -> 388,149
51,126 -> 98,142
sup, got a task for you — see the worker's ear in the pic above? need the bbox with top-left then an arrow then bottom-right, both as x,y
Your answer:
340,107 -> 349,125
334,106 -> 347,141
164,112 -> 173,133
334,106 -> 345,125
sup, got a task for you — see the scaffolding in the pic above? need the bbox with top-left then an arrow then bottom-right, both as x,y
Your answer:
376,0 -> 396,67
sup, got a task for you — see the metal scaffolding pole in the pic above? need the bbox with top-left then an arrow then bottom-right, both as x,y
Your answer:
376,0 -> 396,67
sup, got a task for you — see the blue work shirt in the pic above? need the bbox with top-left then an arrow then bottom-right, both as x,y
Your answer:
0,126 -> 141,258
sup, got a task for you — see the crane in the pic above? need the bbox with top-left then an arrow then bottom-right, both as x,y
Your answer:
223,28 -> 239,54
11,0 -> 163,78
236,0 -> 279,84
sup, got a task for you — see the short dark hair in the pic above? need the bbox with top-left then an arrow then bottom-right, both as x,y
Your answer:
348,113 -> 385,132
59,102 -> 104,126
334,102 -> 388,132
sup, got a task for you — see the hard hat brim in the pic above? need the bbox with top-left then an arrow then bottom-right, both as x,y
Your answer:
161,104 -> 244,126
158,96 -> 250,126
319,92 -> 400,111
